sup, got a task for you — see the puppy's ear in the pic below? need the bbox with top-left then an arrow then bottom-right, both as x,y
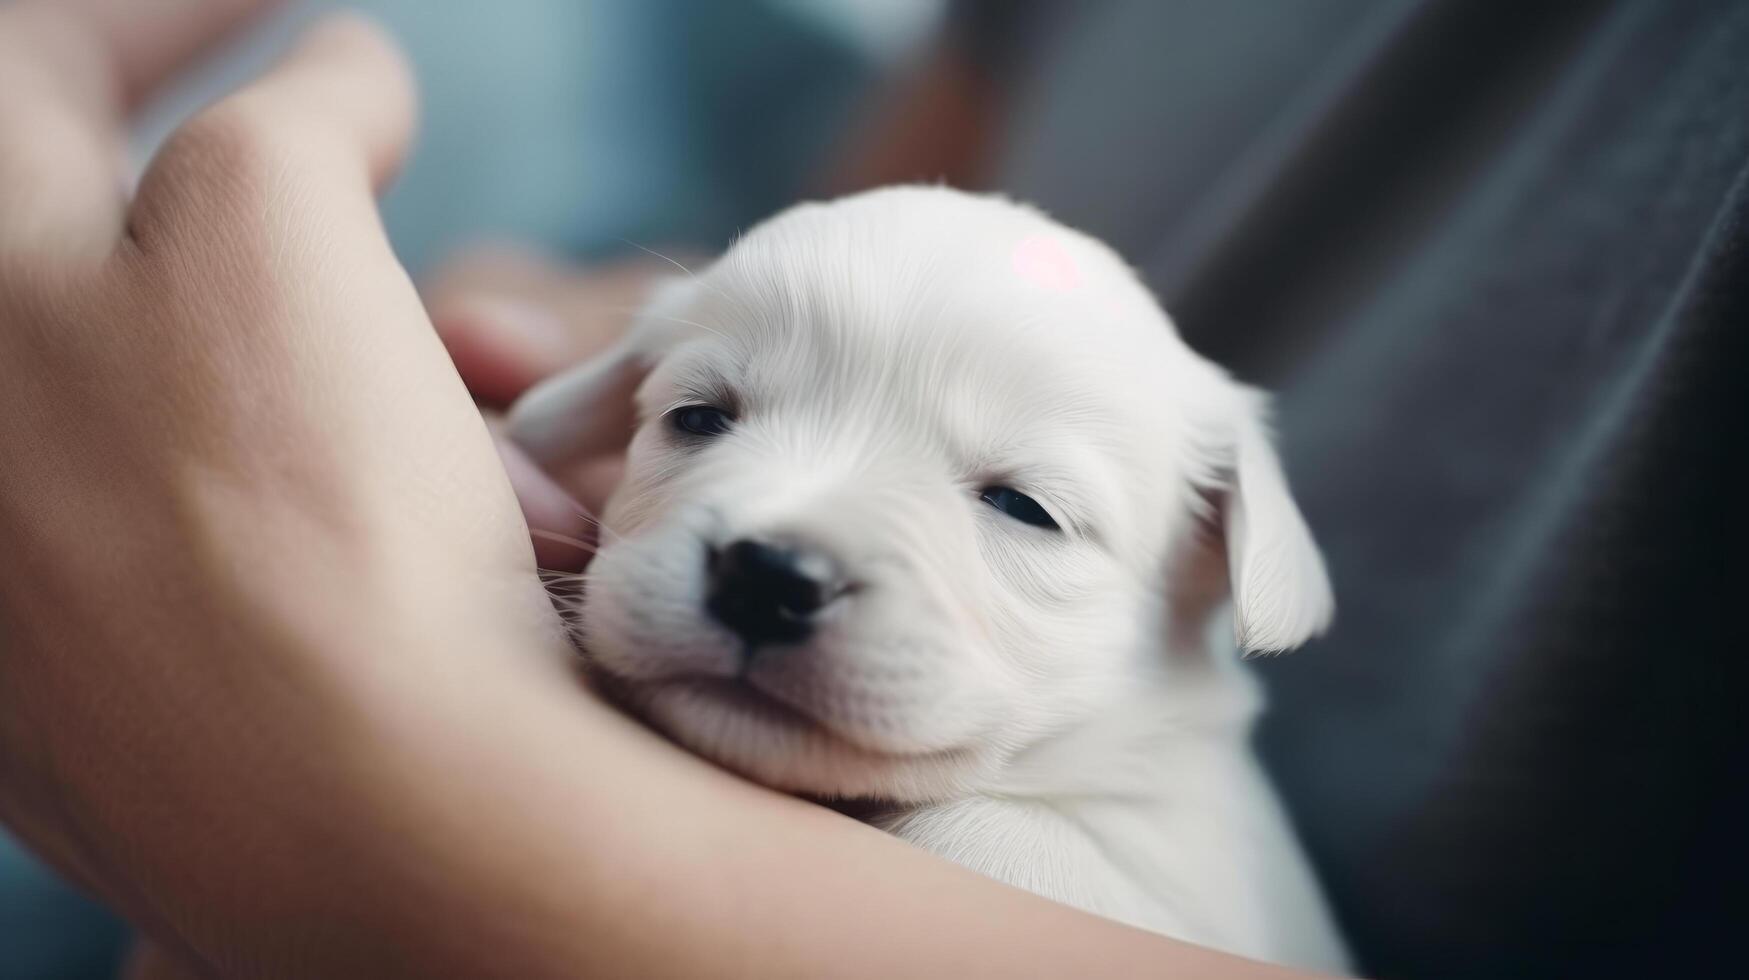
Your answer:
507,277 -> 702,467
1194,387 -> 1334,654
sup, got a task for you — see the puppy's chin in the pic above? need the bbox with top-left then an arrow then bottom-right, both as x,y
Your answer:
608,674 -> 998,803
579,533 -> 1014,803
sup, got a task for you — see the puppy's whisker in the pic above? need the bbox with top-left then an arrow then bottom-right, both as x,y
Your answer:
570,502 -> 624,545
616,238 -> 733,305
636,311 -> 731,342
616,238 -> 699,278
530,528 -> 599,553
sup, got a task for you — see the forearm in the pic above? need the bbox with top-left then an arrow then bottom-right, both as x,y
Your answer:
139,629 -> 1316,978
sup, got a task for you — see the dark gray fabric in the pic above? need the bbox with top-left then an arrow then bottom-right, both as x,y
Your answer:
990,1 -> 1747,976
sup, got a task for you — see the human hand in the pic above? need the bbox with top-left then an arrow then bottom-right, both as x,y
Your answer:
0,2 -> 567,969
424,245 -> 681,569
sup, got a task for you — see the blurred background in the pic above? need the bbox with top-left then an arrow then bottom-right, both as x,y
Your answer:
3,1 -> 1743,977
132,0 -> 942,275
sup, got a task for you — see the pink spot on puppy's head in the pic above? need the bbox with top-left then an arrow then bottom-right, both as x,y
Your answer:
1011,234 -> 1083,292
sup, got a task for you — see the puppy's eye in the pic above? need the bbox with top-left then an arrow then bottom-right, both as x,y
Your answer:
669,405 -> 734,437
980,486 -> 1060,530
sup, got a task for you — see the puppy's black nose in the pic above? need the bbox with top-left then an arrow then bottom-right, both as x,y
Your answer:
706,539 -> 833,645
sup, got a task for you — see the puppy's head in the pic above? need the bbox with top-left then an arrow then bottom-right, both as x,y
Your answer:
510,187 -> 1330,801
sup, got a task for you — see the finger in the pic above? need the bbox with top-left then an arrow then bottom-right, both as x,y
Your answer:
565,455 -> 626,526
490,425 -> 600,572
0,0 -> 275,259
129,13 -> 416,256
427,248 -> 669,406
71,0 -> 279,112
434,296 -> 582,407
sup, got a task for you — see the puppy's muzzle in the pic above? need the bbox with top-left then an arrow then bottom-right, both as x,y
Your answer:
705,539 -> 842,646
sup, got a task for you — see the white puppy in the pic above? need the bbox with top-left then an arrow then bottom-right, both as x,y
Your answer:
509,186 -> 1349,971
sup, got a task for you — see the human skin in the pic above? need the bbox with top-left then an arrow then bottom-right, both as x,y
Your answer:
0,2 -> 1335,976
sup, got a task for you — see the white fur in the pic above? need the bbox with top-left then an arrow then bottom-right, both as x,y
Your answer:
509,187 -> 1348,971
